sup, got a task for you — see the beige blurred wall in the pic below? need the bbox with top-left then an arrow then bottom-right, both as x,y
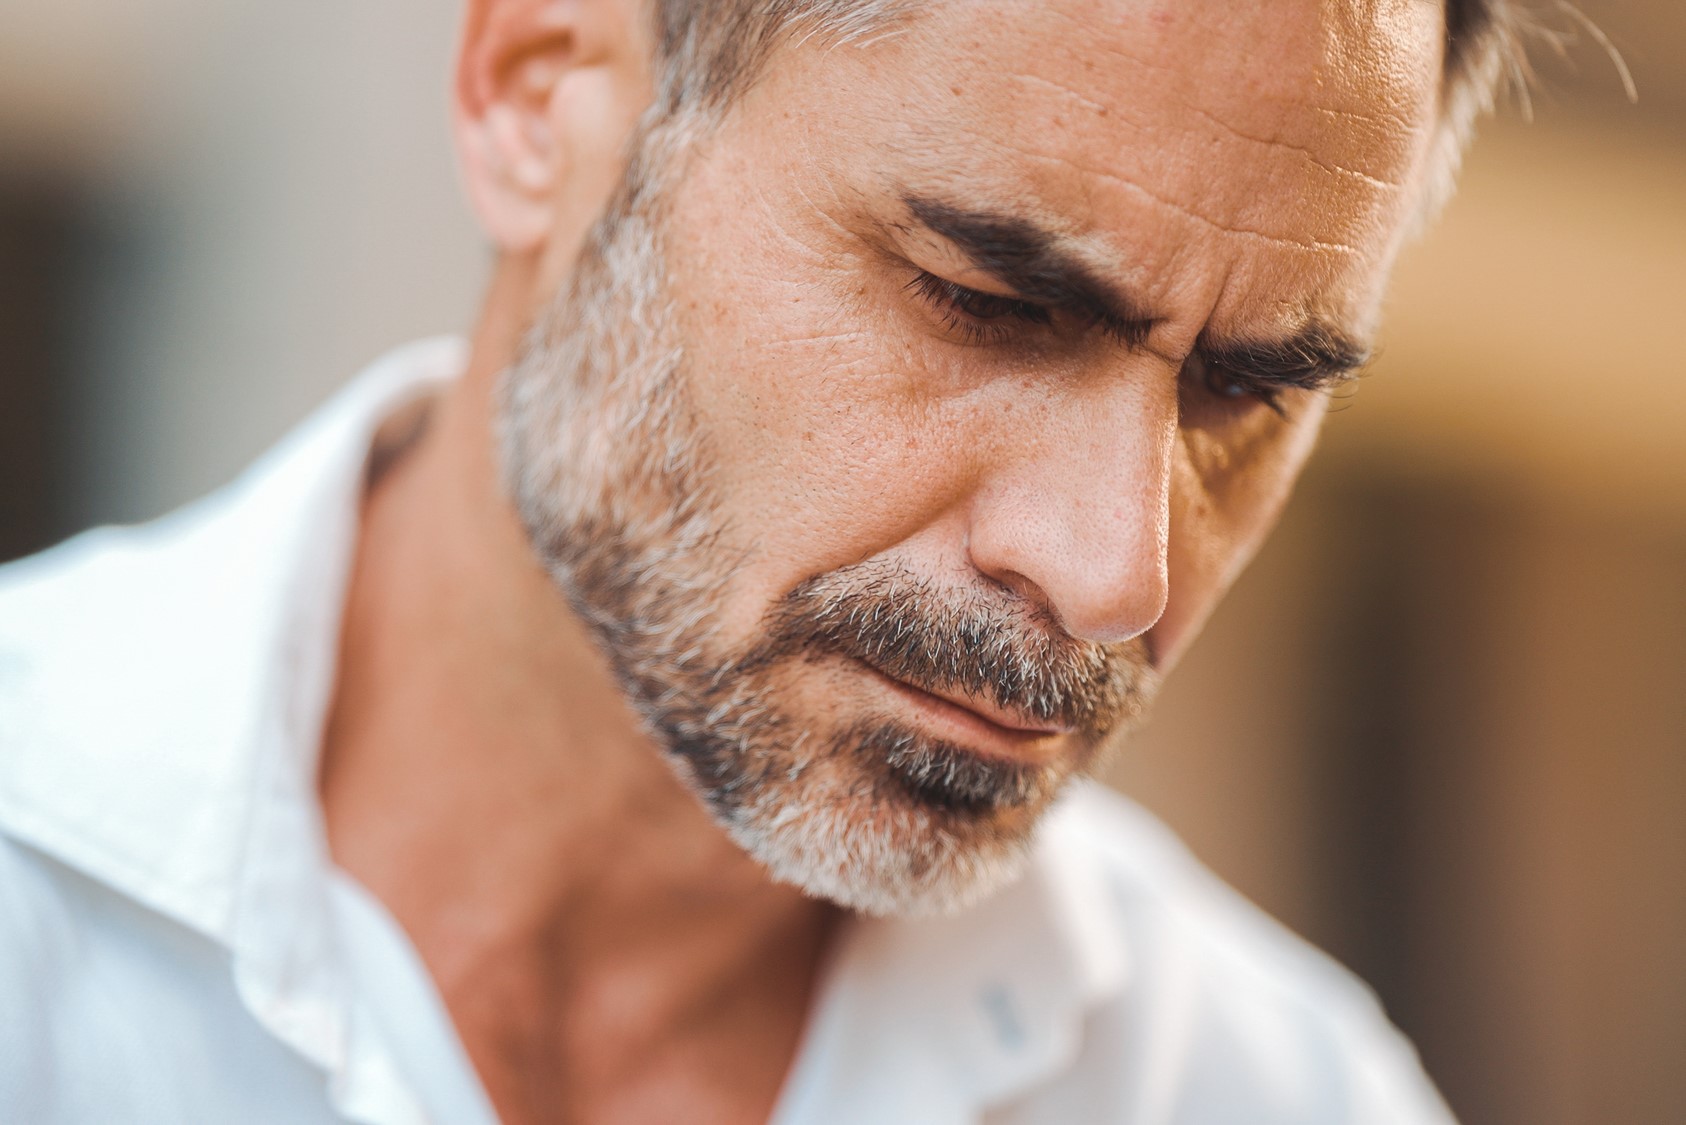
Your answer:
0,0 -> 484,525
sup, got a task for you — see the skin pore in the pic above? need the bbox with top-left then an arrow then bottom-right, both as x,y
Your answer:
318,1 -> 1442,1123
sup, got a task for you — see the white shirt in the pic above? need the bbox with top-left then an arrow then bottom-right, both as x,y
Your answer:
0,339 -> 1457,1124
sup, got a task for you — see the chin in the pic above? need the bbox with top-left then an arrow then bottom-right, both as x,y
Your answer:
671,714 -> 1092,919
727,782 -> 1041,919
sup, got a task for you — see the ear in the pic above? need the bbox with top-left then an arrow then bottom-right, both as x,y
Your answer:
453,0 -> 653,255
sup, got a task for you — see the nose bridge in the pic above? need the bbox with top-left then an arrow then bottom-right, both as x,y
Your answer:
965,375 -> 1177,644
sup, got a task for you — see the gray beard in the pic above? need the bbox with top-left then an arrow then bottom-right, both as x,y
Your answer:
496,131 -> 1158,917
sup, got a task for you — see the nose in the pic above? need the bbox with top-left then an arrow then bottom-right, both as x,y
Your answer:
964,379 -> 1176,645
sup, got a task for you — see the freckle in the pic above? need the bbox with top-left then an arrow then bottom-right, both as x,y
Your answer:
951,85 -> 964,96
803,431 -> 815,442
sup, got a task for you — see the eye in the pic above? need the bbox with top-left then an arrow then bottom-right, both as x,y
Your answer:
1181,352 -> 1287,418
905,270 -> 1052,345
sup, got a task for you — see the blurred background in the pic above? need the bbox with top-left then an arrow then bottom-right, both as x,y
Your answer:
1,3 -> 1680,1122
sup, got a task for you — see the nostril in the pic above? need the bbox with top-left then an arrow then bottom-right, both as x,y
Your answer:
978,566 -> 1063,629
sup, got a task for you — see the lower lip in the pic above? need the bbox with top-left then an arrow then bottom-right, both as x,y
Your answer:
854,662 -> 1063,760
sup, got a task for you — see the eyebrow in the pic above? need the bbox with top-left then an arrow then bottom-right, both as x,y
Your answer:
901,192 -> 1370,392
903,193 -> 1158,349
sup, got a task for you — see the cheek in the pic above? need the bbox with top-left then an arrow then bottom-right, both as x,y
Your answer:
663,154 -> 1008,611
674,266 -> 981,605
722,349 -> 1008,562
1152,400 -> 1327,665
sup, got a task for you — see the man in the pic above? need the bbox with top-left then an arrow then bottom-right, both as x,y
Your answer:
0,0 -> 1519,1121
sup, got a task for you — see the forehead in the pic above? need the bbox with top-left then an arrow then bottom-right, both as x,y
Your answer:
752,0 -> 1443,341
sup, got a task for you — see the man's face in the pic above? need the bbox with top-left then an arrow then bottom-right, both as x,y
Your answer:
503,0 -> 1441,915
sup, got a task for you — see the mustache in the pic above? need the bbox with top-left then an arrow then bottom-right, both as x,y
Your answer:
748,562 -> 1156,736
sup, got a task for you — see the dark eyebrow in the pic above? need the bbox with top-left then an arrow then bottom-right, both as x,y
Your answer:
902,191 -> 1370,391
1195,321 -> 1371,393
902,193 -> 1159,349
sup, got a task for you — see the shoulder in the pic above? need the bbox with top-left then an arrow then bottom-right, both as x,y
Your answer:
1035,784 -> 1457,1124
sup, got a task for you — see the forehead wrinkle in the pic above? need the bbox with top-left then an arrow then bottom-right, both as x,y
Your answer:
1175,102 -> 1407,192
1005,71 -> 1112,119
868,56 -> 1390,265
1012,144 -> 1363,257
989,0 -> 1435,197
1000,67 -> 1403,197
889,101 -> 1377,259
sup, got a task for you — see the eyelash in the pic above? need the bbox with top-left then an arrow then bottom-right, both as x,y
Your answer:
905,269 -> 1287,414
904,271 -> 1050,346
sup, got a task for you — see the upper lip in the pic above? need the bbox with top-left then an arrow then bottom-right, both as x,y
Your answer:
875,667 -> 1070,736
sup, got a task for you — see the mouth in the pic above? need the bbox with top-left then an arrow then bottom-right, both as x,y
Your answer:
851,659 -> 1071,756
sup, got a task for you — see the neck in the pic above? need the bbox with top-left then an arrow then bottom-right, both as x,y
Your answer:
318,264 -> 835,1117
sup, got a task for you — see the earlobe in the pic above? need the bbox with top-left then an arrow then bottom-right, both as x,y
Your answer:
452,0 -> 648,255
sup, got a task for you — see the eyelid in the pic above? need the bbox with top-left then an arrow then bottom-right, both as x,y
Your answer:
904,270 -> 1052,345
926,271 -> 1141,350
910,271 -> 1046,315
